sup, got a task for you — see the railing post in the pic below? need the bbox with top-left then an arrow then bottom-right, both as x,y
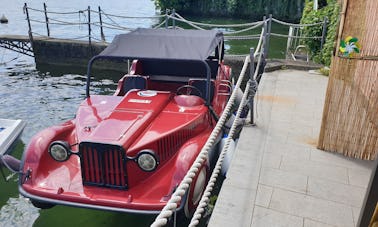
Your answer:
43,3 -> 50,37
249,48 -> 256,125
262,16 -> 267,58
87,6 -> 91,46
98,6 -> 105,42
320,16 -> 328,50
24,3 -> 34,48
265,14 -> 272,59
172,9 -> 176,29
165,9 -> 169,28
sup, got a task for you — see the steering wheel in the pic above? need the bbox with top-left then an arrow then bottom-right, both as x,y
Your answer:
176,85 -> 203,98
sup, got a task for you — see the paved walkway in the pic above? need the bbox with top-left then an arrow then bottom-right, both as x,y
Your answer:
208,70 -> 375,227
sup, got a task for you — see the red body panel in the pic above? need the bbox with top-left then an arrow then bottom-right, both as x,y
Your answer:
20,59 -> 232,212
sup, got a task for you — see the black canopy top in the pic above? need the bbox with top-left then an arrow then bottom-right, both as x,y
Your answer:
99,28 -> 224,61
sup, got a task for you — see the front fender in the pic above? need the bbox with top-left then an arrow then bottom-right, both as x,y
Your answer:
21,121 -> 75,178
167,131 -> 211,194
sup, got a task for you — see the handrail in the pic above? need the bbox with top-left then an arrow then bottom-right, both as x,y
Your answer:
150,55 -> 251,227
23,4 -> 327,45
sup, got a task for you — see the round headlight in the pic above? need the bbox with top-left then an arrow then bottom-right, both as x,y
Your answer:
48,141 -> 71,162
137,150 -> 158,172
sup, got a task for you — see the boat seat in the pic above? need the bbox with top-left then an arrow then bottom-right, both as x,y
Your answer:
188,78 -> 215,102
115,75 -> 148,96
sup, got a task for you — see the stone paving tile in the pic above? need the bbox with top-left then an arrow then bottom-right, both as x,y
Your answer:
304,219 -> 338,227
264,139 -> 311,160
280,157 -> 349,184
270,188 -> 355,227
208,184 -> 256,227
260,167 -> 308,193
262,152 -> 282,169
255,184 -> 273,207
352,206 -> 362,226
307,176 -> 366,207
348,167 -> 374,187
251,206 -> 303,227
310,149 -> 375,171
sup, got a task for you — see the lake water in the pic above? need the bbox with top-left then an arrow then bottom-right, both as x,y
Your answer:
0,1 -> 289,226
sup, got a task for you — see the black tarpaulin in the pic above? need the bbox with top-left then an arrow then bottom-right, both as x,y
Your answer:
99,28 -> 223,61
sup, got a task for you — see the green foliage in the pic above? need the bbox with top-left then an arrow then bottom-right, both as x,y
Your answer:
154,0 -> 305,22
300,0 -> 340,66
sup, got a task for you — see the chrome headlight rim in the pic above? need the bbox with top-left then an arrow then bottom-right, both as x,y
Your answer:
136,149 -> 159,172
48,141 -> 71,162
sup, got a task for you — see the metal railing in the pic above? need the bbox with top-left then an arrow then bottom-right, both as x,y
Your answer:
22,4 -> 327,60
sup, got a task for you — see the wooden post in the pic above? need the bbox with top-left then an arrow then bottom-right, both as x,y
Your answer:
24,3 -> 33,47
87,6 -> 91,46
249,48 -> 255,125
43,3 -> 50,37
98,6 -> 105,42
320,17 -> 328,50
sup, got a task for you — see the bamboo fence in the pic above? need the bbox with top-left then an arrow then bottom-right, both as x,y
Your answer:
318,0 -> 378,160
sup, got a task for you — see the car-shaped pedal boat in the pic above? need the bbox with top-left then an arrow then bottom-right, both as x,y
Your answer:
2,28 -> 232,215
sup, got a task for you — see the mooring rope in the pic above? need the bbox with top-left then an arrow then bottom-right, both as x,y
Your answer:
270,32 -> 322,39
169,14 -> 205,30
271,17 -> 324,27
99,9 -> 165,19
150,54 -> 253,227
223,21 -> 264,35
26,6 -> 86,15
153,19 -> 168,29
173,12 -> 264,28
224,34 -> 261,40
187,27 -> 264,226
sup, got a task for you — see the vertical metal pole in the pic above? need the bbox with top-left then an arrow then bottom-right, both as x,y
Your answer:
98,6 -> 105,42
43,3 -> 50,37
265,14 -> 272,59
165,9 -> 169,28
24,3 -> 34,47
172,9 -> 176,29
249,48 -> 255,125
87,6 -> 91,46
320,17 -> 328,50
262,16 -> 267,58
358,157 -> 378,227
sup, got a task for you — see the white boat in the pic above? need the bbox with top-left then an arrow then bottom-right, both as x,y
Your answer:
0,119 -> 26,155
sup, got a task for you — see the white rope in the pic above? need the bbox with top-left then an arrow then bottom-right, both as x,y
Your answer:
271,17 -> 324,27
169,14 -> 205,30
222,21 -> 264,35
26,6 -> 85,15
153,19 -> 168,29
224,35 -> 261,40
150,56 -> 251,227
270,32 -> 322,39
100,9 -> 165,19
173,12 -> 263,28
188,56 -> 252,227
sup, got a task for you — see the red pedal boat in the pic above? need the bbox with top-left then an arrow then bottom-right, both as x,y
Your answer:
1,28 -> 232,216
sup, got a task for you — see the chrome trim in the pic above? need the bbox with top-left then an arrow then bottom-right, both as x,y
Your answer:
18,185 -> 187,214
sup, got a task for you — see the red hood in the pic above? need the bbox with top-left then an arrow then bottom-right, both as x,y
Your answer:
75,91 -> 172,148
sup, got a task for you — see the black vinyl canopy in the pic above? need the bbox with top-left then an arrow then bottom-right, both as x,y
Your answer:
87,28 -> 224,106
99,28 -> 224,61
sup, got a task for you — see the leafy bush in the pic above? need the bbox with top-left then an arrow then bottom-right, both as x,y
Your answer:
300,0 -> 339,66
